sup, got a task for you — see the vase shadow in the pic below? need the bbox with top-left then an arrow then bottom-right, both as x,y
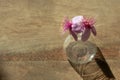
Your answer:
68,47 -> 116,80
95,47 -> 115,79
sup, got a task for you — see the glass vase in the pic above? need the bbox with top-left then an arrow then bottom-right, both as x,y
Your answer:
63,34 -> 115,80
63,34 -> 97,64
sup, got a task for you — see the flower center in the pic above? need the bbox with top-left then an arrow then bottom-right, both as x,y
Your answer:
83,21 -> 91,28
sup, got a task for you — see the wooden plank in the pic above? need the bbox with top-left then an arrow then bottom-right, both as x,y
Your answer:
0,61 -> 81,80
0,0 -> 120,54
0,1 -> 120,79
0,60 -> 120,80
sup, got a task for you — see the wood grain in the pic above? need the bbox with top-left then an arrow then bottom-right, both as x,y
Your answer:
0,0 -> 120,54
0,0 -> 120,79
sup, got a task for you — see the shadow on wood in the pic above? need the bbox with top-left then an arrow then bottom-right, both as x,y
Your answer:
67,44 -> 116,80
0,62 -> 8,80
95,48 -> 115,79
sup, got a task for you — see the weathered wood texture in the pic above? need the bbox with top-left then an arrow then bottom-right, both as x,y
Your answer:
0,0 -> 120,80
0,60 -> 119,80
0,0 -> 120,54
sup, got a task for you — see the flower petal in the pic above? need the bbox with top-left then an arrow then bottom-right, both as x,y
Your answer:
72,16 -> 83,24
69,30 -> 78,41
81,28 -> 91,41
63,18 -> 72,32
71,24 -> 83,33
91,26 -> 97,36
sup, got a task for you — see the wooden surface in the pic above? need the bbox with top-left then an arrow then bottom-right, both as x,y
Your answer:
0,0 -> 120,80
0,0 -> 120,53
0,60 -> 120,80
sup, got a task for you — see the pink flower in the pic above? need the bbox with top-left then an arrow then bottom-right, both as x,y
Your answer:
63,16 -> 97,41
63,17 -> 78,41
63,17 -> 72,32
71,16 -> 85,33
81,17 -> 97,41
